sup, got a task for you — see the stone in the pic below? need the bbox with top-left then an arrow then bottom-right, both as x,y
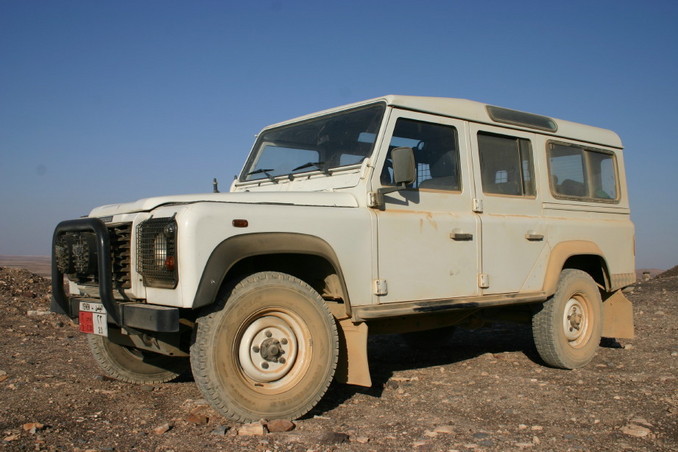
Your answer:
153,423 -> 172,435
266,419 -> 295,432
320,431 -> 349,444
185,413 -> 208,425
620,423 -> 651,438
433,425 -> 454,434
210,425 -> 229,436
22,422 -> 45,434
238,422 -> 267,436
354,436 -> 369,444
27,310 -> 51,316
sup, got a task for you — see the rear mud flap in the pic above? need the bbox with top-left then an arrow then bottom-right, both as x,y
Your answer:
602,290 -> 635,339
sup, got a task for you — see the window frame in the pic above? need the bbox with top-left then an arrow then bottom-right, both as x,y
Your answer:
547,140 -> 620,204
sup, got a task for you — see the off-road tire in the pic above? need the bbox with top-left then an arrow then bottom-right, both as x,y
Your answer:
87,334 -> 188,384
190,271 -> 339,422
532,269 -> 603,369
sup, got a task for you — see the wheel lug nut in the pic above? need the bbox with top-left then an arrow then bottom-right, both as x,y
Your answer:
281,338 -> 288,345
261,362 -> 269,369
252,345 -> 260,353
278,357 -> 286,364
265,330 -> 272,338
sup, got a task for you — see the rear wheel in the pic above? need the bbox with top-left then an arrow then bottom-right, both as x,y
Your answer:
532,269 -> 602,369
87,334 -> 188,384
190,272 -> 339,422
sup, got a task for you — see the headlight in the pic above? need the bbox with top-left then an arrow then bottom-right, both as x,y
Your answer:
137,217 -> 178,288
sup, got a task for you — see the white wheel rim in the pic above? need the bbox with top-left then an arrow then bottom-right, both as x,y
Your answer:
238,312 -> 303,384
563,296 -> 588,345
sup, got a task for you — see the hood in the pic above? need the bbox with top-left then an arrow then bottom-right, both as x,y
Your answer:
88,191 -> 359,217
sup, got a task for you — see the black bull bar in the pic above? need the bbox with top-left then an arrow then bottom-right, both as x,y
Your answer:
51,218 -> 121,326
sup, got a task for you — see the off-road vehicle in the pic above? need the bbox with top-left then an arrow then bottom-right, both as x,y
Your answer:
52,95 -> 635,422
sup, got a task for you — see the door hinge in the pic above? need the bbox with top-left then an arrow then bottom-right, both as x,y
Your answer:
374,279 -> 388,296
478,273 -> 490,289
473,198 -> 483,213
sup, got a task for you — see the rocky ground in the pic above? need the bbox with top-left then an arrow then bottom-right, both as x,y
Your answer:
1,265 -> 676,451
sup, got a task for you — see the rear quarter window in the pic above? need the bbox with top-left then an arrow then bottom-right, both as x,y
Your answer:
548,142 -> 619,202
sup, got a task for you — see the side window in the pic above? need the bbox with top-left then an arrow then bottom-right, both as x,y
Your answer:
549,143 -> 618,201
477,132 -> 535,197
381,118 -> 461,191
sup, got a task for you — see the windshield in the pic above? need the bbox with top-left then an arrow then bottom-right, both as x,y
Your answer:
241,103 -> 385,182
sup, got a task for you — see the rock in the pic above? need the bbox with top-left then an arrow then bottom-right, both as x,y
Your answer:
185,412 -> 209,425
27,310 -> 51,316
22,422 -> 45,434
238,422 -> 267,436
629,418 -> 653,428
210,425 -> 229,436
320,431 -> 349,444
433,425 -> 454,434
3,434 -> 20,442
265,419 -> 295,432
0,375 -> 8,383
620,423 -> 651,438
354,436 -> 369,444
153,423 -> 172,435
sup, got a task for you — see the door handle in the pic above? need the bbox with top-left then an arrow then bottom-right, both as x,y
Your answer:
525,232 -> 544,241
451,231 -> 473,241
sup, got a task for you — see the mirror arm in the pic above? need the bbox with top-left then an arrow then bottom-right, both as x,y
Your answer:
370,183 -> 408,209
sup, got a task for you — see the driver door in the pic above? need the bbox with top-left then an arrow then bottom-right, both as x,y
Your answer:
371,110 -> 480,303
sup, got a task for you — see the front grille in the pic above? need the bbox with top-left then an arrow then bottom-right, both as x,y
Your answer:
109,223 -> 132,289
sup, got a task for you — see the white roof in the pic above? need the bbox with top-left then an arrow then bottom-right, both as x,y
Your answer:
265,95 -> 623,149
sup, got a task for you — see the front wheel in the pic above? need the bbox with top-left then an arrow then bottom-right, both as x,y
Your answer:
190,272 -> 339,422
532,269 -> 603,369
87,334 -> 188,384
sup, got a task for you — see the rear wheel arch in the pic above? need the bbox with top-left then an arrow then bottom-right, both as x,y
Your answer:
193,233 -> 351,316
543,241 -> 610,296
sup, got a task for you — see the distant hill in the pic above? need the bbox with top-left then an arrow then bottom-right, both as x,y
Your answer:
636,268 -> 665,281
0,255 -> 51,277
656,265 -> 678,279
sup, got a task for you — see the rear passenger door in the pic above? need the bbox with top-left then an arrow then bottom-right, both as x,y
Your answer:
469,124 -> 546,294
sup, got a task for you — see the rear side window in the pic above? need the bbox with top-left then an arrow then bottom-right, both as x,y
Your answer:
478,132 -> 535,197
548,143 -> 618,201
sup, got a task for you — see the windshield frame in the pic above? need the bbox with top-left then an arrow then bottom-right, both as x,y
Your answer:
239,102 -> 386,183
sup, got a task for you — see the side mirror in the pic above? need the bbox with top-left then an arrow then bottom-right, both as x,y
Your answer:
369,147 -> 416,209
391,147 -> 416,186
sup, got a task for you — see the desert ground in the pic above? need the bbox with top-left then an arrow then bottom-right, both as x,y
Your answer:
0,257 -> 676,451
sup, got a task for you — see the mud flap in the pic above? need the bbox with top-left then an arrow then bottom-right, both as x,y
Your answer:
602,290 -> 635,339
334,319 -> 371,387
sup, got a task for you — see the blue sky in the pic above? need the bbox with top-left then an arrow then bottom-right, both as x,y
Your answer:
1,0 -> 677,269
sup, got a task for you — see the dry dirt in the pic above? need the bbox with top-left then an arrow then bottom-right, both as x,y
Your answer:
1,265 -> 676,451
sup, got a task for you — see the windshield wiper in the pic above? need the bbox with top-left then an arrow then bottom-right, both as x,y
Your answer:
292,161 -> 328,174
247,168 -> 277,183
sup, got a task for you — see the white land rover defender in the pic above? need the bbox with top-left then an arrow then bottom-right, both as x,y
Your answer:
52,95 -> 636,422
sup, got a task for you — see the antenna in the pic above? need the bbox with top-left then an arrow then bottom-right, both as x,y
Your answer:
212,178 -> 219,193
